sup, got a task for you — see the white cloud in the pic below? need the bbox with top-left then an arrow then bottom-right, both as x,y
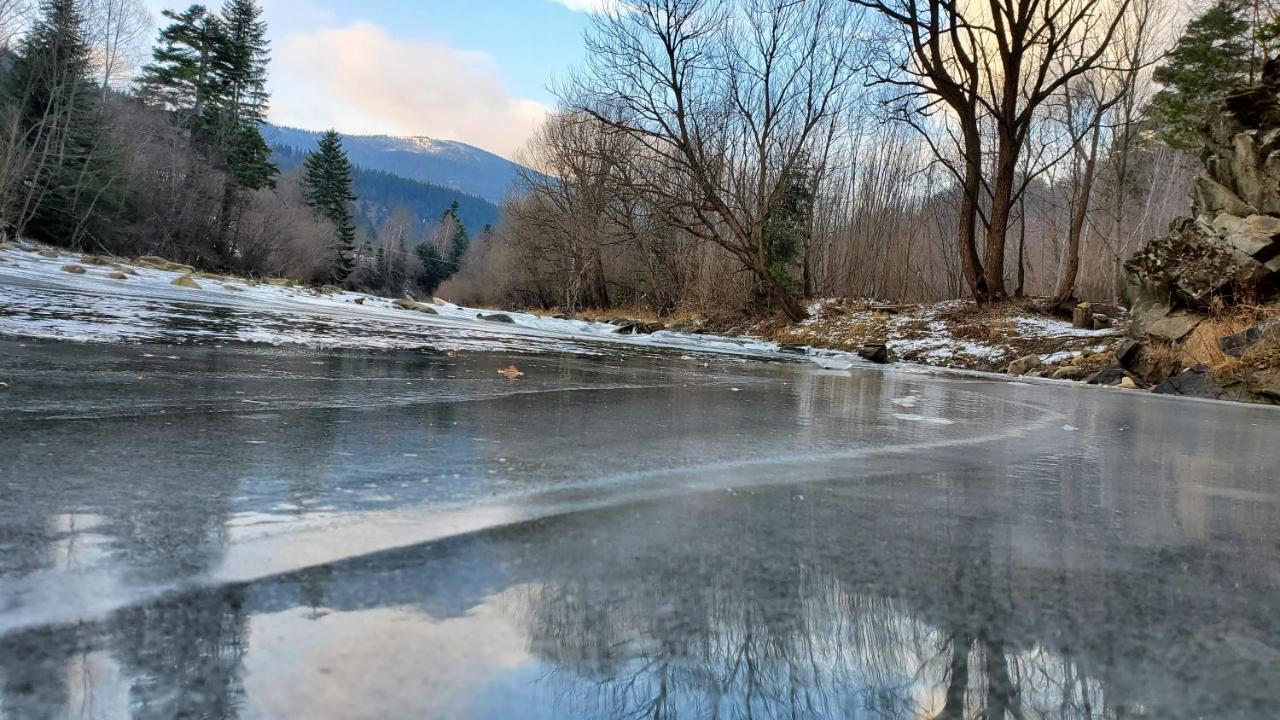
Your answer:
549,0 -> 618,12
270,23 -> 550,159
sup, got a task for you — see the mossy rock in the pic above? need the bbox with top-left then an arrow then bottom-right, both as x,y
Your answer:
110,263 -> 138,276
38,250 -> 59,258
171,275 -> 200,289
60,264 -> 86,274
107,271 -> 128,280
80,254 -> 111,266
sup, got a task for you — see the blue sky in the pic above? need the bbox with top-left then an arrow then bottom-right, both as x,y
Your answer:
141,0 -> 602,158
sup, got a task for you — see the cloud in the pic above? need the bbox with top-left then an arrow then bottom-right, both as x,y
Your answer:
271,23 -> 550,159
548,0 -> 618,12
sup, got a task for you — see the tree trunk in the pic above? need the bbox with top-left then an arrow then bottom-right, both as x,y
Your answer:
1053,125 -> 1102,308
958,125 -> 988,301
983,134 -> 1020,301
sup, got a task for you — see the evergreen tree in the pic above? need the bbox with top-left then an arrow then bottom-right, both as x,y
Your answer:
761,158 -> 814,295
137,5 -> 222,119
137,0 -> 275,189
303,129 -> 359,283
444,201 -> 470,268
415,241 -> 451,293
5,0 -> 123,247
1150,0 -> 1253,152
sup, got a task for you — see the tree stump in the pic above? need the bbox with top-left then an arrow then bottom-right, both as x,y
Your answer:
1072,303 -> 1094,330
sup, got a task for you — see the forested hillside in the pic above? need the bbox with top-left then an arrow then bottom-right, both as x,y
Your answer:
272,143 -> 499,235
262,124 -> 528,205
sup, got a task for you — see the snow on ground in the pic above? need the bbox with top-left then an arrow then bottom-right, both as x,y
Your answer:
771,297 -> 1123,371
0,244 -> 853,366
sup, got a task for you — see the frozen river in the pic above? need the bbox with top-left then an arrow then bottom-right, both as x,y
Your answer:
1,248 -> 1279,719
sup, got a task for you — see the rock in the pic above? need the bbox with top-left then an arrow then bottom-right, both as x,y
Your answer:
263,278 -> 290,286
319,284 -> 343,294
1114,339 -> 1142,369
1052,366 -> 1089,380
1126,218 -> 1264,305
1007,355 -> 1042,375
393,299 -> 438,314
80,254 -> 111,266
480,313 -> 515,324
1220,317 -> 1280,356
38,249 -> 58,258
857,344 -> 893,364
639,321 -> 666,333
1146,310 -> 1206,343
1120,377 -> 1139,390
353,297 -> 365,305
1195,177 -> 1259,217
780,343 -> 809,355
1153,365 -> 1229,400
497,364 -> 524,379
60,264 -> 85,274
110,263 -> 137,276
1092,315 -> 1114,330
170,275 -> 199,289
1025,371 -> 1045,378
1085,367 -> 1141,386
107,271 -> 128,280
222,283 -> 242,291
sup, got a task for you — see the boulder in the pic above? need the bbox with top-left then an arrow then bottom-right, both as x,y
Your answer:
110,263 -> 137,276
1114,338 -> 1143,369
38,249 -> 58,258
779,343 -> 809,355
1153,365 -> 1229,400
1220,317 -> 1280,357
1052,366 -> 1089,381
393,299 -> 438,314
170,275 -> 199,289
80,254 -> 111,266
353,297 -> 365,305
1120,377 -> 1139,390
107,271 -> 128,280
1145,310 -> 1206,343
1007,355 -> 1042,376
857,344 -> 893,364
222,283 -> 243,291
480,313 -> 515,324
60,264 -> 85,274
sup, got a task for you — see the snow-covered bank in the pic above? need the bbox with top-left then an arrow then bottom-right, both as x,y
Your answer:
761,297 -> 1123,373
0,243 -> 856,366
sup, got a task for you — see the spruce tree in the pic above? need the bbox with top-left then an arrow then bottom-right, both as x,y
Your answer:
137,0 -> 275,190
1150,0 -> 1253,152
137,5 -> 222,119
303,130 -> 359,283
446,202 -> 470,268
6,0 -> 123,248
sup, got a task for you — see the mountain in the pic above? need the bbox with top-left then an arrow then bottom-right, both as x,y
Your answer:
262,124 -> 529,205
272,144 -> 499,236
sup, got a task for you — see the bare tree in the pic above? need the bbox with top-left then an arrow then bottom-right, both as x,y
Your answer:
0,0 -> 33,50
854,0 -> 1134,302
566,0 -> 863,321
84,0 -> 153,94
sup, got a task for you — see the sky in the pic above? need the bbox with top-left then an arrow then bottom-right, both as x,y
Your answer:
139,0 -> 610,159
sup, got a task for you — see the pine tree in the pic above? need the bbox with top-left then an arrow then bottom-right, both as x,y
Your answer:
303,130 -> 359,283
6,0 -> 124,248
1150,0 -> 1253,152
137,5 -> 222,119
446,202 -> 470,268
415,241 -> 451,293
137,0 -> 275,190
